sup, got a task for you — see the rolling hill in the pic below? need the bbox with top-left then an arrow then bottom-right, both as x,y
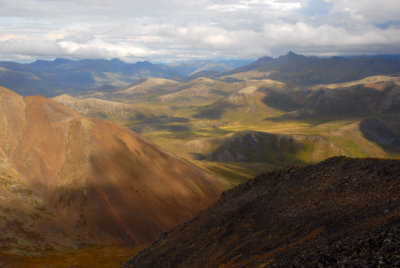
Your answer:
284,76 -> 400,118
0,86 -> 225,262
156,77 -> 241,106
52,94 -> 152,121
192,74 -> 400,121
84,77 -> 241,106
123,157 -> 400,267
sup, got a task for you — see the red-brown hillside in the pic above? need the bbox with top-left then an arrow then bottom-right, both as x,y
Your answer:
0,86 -> 225,252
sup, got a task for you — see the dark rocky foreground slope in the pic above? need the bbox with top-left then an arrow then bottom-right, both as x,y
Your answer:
123,157 -> 400,267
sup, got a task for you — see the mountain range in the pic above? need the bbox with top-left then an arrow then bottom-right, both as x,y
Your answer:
1,53 -> 400,97
224,52 -> 400,85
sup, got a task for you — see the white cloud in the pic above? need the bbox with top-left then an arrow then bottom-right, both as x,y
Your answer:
0,0 -> 399,62
58,39 -> 155,58
0,39 -> 64,58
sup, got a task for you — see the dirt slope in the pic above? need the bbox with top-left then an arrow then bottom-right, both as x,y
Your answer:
123,157 -> 400,267
0,86 -> 225,252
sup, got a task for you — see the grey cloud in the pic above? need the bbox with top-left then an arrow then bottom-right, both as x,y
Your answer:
59,31 -> 95,44
0,39 -> 64,57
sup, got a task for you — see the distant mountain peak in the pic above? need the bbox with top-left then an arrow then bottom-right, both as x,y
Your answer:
280,51 -> 304,59
286,51 -> 297,56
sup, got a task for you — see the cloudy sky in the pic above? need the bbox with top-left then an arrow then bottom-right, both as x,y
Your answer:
0,0 -> 400,62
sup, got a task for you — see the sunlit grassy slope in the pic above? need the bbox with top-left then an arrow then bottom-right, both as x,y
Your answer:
54,75 -> 400,185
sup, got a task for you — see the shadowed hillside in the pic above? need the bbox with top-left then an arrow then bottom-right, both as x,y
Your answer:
360,118 -> 400,152
205,130 -> 344,166
123,157 -> 400,267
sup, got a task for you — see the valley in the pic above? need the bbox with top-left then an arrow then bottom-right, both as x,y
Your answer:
51,56 -> 400,185
2,0 -> 400,266
1,52 -> 400,267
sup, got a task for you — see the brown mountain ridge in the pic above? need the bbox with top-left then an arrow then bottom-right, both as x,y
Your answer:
123,156 -> 400,267
0,86 -> 225,255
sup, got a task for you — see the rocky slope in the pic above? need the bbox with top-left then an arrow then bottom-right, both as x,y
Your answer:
123,157 -> 400,267
0,86 -> 225,254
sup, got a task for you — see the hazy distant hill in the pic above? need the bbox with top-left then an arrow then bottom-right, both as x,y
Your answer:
188,69 -> 221,80
224,52 -> 400,85
168,59 -> 252,76
0,65 -> 52,96
0,58 -> 182,96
